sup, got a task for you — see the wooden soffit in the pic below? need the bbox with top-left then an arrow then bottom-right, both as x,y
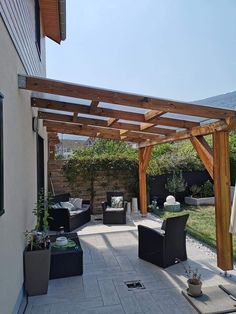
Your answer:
40,0 -> 64,44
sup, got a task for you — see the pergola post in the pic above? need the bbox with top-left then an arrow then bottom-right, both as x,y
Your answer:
139,146 -> 153,216
213,131 -> 233,270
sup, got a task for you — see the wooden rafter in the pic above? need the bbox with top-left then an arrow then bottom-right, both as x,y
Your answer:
90,100 -> 99,113
32,98 -> 199,129
19,75 -> 236,119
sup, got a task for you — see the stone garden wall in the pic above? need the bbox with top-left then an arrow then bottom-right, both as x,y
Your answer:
48,160 -> 136,214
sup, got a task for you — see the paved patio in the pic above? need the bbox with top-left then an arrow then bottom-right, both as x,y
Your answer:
25,213 -> 236,314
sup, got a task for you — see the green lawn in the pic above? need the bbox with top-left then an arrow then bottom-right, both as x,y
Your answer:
152,205 -> 236,258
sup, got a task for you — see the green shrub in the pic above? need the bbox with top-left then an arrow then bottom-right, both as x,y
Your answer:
200,180 -> 214,197
190,185 -> 202,197
165,171 -> 187,197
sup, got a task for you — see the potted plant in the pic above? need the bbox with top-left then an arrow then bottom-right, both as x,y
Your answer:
176,258 -> 202,297
185,266 -> 202,297
24,190 -> 52,296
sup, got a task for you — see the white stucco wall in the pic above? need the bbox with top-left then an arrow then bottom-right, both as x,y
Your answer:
0,16 -> 48,314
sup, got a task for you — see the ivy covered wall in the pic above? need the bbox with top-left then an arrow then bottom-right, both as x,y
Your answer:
48,160 -> 138,214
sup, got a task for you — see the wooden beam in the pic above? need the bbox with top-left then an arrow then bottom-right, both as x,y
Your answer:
38,111 -> 175,136
213,131 -> 233,271
139,119 -> 230,147
154,117 -> 198,129
47,126 -> 142,143
43,119 -> 160,142
38,111 -> 108,127
19,75 -> 236,119
33,98 -> 199,128
190,136 -> 213,179
44,120 -> 144,142
139,146 -> 153,216
33,98 -> 144,122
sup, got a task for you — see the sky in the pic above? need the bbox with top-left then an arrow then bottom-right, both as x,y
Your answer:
46,0 -> 236,103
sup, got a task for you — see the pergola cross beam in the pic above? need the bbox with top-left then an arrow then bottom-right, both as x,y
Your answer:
19,75 -> 236,119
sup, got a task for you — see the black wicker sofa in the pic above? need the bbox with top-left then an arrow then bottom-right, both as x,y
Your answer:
48,193 -> 91,232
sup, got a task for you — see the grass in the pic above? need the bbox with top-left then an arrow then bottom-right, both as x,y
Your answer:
152,205 -> 236,258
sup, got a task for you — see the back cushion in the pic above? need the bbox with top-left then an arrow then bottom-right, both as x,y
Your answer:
60,201 -> 76,211
70,198 -> 83,209
51,202 -> 62,209
111,196 -> 123,208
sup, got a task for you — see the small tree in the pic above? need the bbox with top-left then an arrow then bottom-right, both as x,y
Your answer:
165,171 -> 187,197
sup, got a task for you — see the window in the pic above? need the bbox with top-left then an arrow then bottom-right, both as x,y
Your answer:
0,93 -> 4,216
35,0 -> 41,55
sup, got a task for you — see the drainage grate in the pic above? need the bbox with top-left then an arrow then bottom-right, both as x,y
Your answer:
124,280 -> 145,290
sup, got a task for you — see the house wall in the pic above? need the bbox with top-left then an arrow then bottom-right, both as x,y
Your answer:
0,8 -> 47,314
0,0 -> 46,76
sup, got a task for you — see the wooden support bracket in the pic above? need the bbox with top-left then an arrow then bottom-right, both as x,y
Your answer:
190,136 -> 213,179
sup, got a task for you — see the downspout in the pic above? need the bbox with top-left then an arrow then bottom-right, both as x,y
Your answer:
59,0 -> 66,41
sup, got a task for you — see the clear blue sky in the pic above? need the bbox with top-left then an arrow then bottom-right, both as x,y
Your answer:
46,0 -> 236,102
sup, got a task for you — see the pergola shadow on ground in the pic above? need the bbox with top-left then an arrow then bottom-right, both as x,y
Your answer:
26,215 -> 236,314
19,74 -> 236,271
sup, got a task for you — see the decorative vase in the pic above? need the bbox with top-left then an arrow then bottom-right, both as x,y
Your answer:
187,279 -> 202,297
132,198 -> 138,213
126,202 -> 131,215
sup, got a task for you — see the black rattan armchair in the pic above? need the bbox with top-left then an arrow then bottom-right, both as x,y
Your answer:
138,214 -> 189,268
102,192 -> 126,224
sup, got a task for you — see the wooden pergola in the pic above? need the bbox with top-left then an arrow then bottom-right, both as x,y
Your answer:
18,74 -> 236,271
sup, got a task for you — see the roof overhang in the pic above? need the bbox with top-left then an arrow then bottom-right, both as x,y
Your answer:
40,0 -> 66,44
18,74 -> 236,146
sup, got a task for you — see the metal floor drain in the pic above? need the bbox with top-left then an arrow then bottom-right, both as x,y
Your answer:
124,280 -> 145,290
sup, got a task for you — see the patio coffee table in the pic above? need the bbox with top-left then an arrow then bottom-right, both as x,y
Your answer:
49,233 -> 83,279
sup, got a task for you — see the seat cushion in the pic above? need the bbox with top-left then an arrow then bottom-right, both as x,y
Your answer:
69,209 -> 85,216
106,207 -> 124,212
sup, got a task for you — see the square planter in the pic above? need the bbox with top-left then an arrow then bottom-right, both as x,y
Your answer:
184,196 -> 214,206
24,247 -> 51,296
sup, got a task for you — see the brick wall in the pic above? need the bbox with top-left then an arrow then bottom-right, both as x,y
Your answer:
48,160 -> 136,214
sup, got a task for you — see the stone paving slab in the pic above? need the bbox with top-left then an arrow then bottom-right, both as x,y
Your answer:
26,213 -> 236,314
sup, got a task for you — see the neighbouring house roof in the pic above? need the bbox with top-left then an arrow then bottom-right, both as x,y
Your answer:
40,0 -> 66,44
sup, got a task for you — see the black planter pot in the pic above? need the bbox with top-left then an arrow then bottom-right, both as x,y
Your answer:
24,247 -> 51,296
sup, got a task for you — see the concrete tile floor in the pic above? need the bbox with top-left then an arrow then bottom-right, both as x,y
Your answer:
26,213 -> 236,314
